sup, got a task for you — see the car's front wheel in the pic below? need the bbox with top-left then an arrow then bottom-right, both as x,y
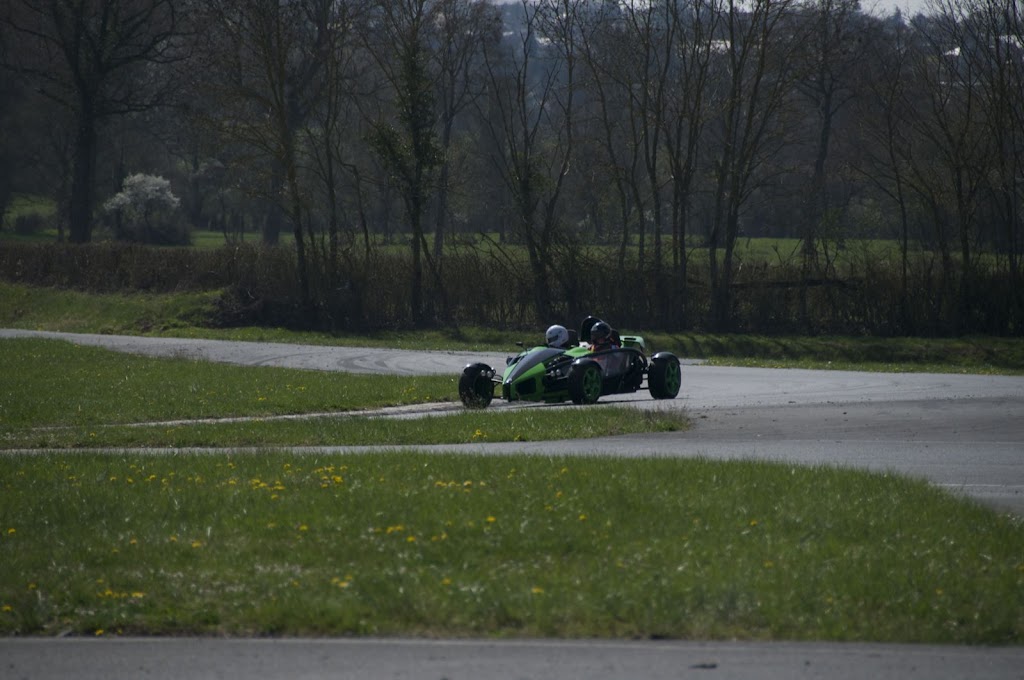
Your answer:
568,360 -> 603,405
459,363 -> 494,408
648,353 -> 681,399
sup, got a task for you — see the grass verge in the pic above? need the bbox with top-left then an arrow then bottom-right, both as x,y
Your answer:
0,338 -> 686,448
1,451 -> 1021,642
3,407 -> 685,450
0,338 -> 455,429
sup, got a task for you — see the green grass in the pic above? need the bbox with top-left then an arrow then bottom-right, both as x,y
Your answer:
1,452 -> 1021,642
0,338 -> 455,429
3,407 -> 683,449
0,338 -> 686,449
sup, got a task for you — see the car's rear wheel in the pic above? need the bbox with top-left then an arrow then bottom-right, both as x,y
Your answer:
648,353 -> 681,399
459,363 -> 494,408
568,360 -> 603,405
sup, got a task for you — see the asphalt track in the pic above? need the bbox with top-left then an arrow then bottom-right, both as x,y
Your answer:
2,329 -> 1023,679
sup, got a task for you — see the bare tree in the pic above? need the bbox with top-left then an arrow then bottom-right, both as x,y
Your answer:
363,0 -> 445,325
194,0 -> 353,317
478,0 -> 580,322
905,4 -> 993,329
662,0 -> 722,327
706,0 -> 800,330
428,0 -> 501,262
0,0 -> 183,243
952,0 -> 1024,300
792,0 -> 871,326
853,12 -> 917,329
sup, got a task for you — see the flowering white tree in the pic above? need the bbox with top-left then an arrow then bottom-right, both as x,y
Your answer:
104,174 -> 183,243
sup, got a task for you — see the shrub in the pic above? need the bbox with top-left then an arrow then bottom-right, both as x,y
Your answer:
103,174 -> 188,245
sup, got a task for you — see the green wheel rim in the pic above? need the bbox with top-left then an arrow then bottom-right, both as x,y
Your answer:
665,360 -> 681,395
582,366 -> 602,401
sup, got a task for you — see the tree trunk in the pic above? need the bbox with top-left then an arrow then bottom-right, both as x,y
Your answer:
68,102 -> 98,244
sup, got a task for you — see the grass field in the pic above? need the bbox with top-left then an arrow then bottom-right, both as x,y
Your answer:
1,451 -> 1021,642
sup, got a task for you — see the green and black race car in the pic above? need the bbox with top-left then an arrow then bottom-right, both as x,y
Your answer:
458,316 -> 682,409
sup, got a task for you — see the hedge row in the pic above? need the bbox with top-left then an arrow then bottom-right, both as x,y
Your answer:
1,242 -> 1020,336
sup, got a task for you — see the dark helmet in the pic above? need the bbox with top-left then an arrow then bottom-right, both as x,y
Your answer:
590,321 -> 612,345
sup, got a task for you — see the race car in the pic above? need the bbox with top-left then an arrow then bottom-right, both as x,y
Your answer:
458,316 -> 681,408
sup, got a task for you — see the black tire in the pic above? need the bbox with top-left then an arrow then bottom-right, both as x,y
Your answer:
459,363 -> 494,408
648,352 -> 681,399
568,360 -> 603,405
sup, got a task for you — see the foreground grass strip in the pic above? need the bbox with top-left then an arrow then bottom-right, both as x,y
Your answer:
3,407 -> 686,449
1,452 -> 1021,642
0,338 -> 456,430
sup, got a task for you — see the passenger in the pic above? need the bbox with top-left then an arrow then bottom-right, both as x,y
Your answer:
588,321 -> 619,351
545,324 -> 571,349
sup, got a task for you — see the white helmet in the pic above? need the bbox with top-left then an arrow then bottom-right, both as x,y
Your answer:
545,324 -> 569,348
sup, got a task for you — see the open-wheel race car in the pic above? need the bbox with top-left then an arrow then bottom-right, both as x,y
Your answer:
458,316 -> 682,408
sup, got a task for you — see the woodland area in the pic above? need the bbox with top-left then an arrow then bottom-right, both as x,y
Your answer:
0,0 -> 1022,335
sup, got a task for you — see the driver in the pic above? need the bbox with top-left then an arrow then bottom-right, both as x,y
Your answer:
588,321 -> 619,351
545,324 -> 571,349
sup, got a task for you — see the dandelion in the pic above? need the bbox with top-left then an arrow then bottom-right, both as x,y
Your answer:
406,536 -> 417,543
749,520 -> 759,527
299,525 -> 309,532
531,586 -> 545,594
131,592 -> 145,599
578,514 -> 587,521
486,516 -> 496,524
95,629 -> 104,636
2,605 -> 13,612
441,578 -> 452,586
6,528 -> 14,535
191,540 -> 203,549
